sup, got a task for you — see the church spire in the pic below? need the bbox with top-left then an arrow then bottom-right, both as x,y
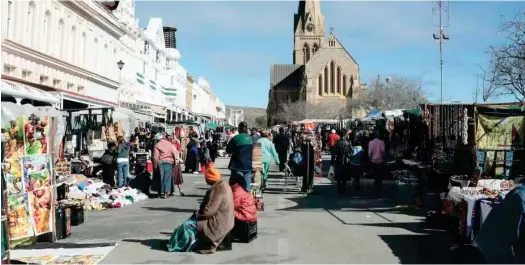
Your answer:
294,0 -> 325,37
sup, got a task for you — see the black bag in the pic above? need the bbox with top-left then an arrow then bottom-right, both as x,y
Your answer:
100,153 -> 114,166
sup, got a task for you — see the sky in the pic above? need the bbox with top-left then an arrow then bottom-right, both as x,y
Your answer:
135,0 -> 525,108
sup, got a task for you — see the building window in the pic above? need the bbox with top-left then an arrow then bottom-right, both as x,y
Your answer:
144,41 -> 149,54
39,76 -> 48,84
77,86 -> 84,94
330,61 -> 335,93
171,76 -> 174,87
155,69 -> 158,81
27,2 -> 36,47
312,43 -> 319,54
6,0 -> 13,39
303,43 -> 310,64
349,76 -> 354,98
53,79 -> 61,87
3,65 -> 13,75
43,11 -> 51,52
70,26 -> 77,63
57,19 -> 64,57
67,83 -> 74,91
104,44 -> 108,73
318,75 -> 323,96
343,75 -> 347,96
80,33 -> 86,66
337,67 -> 341,94
324,67 -> 328,94
22,70 -> 31,79
142,62 -> 146,75
93,38 -> 99,71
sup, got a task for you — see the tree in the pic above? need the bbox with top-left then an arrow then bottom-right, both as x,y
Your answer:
363,76 -> 428,110
254,115 -> 267,128
271,100 -> 346,123
485,13 -> 525,101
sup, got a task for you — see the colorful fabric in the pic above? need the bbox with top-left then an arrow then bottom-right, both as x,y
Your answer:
167,215 -> 199,252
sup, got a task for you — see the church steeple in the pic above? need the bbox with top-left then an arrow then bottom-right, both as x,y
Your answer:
293,0 -> 325,65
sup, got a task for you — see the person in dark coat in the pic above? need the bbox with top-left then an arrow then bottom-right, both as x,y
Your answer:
331,130 -> 352,194
184,133 -> 200,174
100,142 -> 117,187
273,127 -> 290,172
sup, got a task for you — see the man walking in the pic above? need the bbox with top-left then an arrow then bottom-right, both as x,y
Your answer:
226,121 -> 253,191
273,127 -> 290,172
368,131 -> 386,193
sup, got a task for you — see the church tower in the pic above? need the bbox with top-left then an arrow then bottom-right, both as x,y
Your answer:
293,0 -> 325,65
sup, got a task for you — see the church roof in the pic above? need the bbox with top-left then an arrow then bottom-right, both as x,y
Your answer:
270,64 -> 304,87
328,32 -> 359,67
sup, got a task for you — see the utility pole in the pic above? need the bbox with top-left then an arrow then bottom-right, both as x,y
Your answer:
432,0 -> 450,103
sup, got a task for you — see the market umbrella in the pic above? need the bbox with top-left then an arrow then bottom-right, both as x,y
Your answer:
206,121 -> 218,130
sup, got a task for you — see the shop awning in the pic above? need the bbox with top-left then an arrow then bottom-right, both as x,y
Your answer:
362,108 -> 383,120
384,109 -> 404,117
1,79 -> 60,104
60,91 -> 118,107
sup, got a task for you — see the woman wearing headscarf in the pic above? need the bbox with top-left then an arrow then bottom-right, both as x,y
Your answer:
166,167 -> 234,253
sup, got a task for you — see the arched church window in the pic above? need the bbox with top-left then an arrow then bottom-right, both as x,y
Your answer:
27,2 -> 36,47
318,75 -> 323,96
337,67 -> 341,94
349,76 -> 354,98
330,61 -> 335,93
303,43 -> 310,64
324,67 -> 328,94
312,43 -> 319,54
343,75 -> 347,96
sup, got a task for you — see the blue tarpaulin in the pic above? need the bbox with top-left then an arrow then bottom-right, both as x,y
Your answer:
362,108 -> 383,120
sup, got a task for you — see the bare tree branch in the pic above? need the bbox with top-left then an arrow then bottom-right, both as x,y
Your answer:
363,76 -> 428,110
486,13 -> 525,101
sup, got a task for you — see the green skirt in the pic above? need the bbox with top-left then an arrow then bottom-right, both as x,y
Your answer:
167,214 -> 199,252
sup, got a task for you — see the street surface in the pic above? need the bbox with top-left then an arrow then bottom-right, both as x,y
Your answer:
59,157 -> 456,264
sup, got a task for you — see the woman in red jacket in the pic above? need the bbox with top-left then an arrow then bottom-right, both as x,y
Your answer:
229,177 -> 257,222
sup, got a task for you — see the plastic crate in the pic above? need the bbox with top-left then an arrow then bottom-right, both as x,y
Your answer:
70,206 -> 84,226
233,220 -> 257,243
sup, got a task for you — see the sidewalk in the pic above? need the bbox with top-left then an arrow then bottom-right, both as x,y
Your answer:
38,157 -> 460,263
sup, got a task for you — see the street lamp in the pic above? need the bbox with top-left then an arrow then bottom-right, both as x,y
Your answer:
117,60 -> 125,107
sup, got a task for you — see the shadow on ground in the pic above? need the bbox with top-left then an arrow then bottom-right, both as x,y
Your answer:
142,207 -> 196,213
122,239 -> 169,251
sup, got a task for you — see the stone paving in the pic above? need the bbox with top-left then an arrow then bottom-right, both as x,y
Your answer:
56,157 -> 458,264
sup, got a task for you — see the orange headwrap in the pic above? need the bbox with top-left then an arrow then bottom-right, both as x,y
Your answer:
204,167 -> 221,182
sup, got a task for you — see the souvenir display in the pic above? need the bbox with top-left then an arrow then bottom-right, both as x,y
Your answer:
3,116 -> 25,160
53,254 -> 104,265
15,255 -> 57,265
29,187 -> 52,235
23,114 -> 50,155
21,155 -> 52,192
2,159 -> 23,195
6,193 -> 33,239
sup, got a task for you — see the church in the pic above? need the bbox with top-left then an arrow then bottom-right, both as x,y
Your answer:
267,0 -> 367,125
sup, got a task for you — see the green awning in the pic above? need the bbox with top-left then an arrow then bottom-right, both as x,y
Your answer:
206,121 -> 218,129
163,92 -> 177,96
406,109 -> 420,116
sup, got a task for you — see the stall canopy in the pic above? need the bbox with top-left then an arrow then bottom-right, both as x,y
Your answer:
1,80 -> 60,104
384,109 -> 404,117
362,108 -> 383,120
206,121 -> 218,130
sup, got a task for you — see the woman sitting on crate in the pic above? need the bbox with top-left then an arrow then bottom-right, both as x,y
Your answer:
230,177 -> 257,222
167,167 -> 234,254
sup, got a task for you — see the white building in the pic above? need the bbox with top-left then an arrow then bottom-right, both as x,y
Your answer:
226,108 -> 244,126
1,0 -> 125,108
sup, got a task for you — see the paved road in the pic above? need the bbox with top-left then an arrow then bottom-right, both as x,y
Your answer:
58,157 -> 457,264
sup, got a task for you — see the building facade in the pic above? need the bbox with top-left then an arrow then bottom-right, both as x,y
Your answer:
267,0 -> 367,125
1,0 -> 224,122
226,108 -> 244,126
1,0 -> 125,108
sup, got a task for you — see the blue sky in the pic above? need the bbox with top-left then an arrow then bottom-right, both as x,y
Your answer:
136,1 -> 525,108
